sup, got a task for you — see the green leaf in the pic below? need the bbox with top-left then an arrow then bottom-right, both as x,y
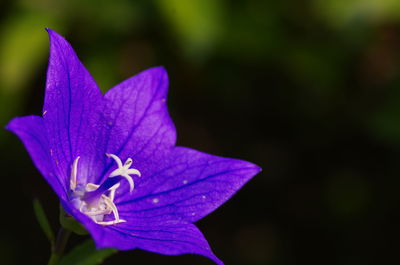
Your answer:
59,204 -> 89,235
60,239 -> 117,265
33,199 -> 55,245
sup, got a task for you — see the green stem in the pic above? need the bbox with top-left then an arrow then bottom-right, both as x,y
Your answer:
48,228 -> 71,265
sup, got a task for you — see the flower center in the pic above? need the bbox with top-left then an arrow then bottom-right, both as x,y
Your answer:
69,153 -> 141,226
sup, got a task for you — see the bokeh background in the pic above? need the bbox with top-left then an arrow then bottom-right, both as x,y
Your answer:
1,0 -> 400,264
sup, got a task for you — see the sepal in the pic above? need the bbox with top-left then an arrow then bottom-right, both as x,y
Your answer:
60,204 -> 88,235
33,199 -> 55,245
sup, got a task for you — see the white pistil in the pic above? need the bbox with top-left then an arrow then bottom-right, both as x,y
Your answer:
69,153 -> 141,226
108,183 -> 120,201
106,153 -> 141,192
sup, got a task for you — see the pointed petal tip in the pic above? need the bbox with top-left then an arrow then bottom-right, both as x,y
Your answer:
5,115 -> 41,133
253,163 -> 262,173
45,28 -> 71,47
45,28 -> 64,41
45,27 -> 56,36
239,158 -> 262,175
157,65 -> 167,73
231,158 -> 262,177
151,65 -> 167,72
45,28 -> 65,50
145,65 -> 168,80
4,118 -> 15,132
245,162 -> 262,181
5,119 -> 21,135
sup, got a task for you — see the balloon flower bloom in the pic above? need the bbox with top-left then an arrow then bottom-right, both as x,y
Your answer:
6,29 -> 261,265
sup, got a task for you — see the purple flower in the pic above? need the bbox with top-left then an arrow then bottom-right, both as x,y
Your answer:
6,29 -> 260,264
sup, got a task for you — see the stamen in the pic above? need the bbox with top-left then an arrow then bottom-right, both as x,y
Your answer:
102,195 -> 120,221
68,154 -> 141,226
70,156 -> 80,191
96,219 -> 126,225
85,183 -> 99,192
84,208 -> 111,216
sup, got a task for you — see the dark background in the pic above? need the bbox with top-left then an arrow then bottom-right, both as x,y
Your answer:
1,0 -> 400,265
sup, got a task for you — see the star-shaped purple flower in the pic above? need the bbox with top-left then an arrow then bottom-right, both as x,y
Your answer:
6,29 -> 260,265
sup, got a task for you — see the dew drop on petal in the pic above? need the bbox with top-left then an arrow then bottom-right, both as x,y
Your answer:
202,195 -> 206,199
152,198 -> 159,204
182,180 -> 188,184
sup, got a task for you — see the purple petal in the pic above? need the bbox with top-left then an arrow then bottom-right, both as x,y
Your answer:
95,67 -> 176,183
109,223 -> 223,265
61,199 -> 223,265
61,198 -> 223,265
6,115 -> 67,200
43,29 -> 104,186
117,147 -> 261,222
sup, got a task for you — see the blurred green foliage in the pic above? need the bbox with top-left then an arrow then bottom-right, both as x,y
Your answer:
313,0 -> 400,27
157,0 -> 224,58
1,0 -> 399,265
60,240 -> 117,265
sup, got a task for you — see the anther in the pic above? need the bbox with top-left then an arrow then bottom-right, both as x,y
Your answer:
69,154 -> 141,226
70,156 -> 80,191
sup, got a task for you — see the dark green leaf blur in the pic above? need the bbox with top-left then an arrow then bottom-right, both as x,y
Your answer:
1,0 -> 399,265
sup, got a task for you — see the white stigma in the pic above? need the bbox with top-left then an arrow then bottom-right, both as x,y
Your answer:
69,154 -> 141,226
106,153 -> 141,192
